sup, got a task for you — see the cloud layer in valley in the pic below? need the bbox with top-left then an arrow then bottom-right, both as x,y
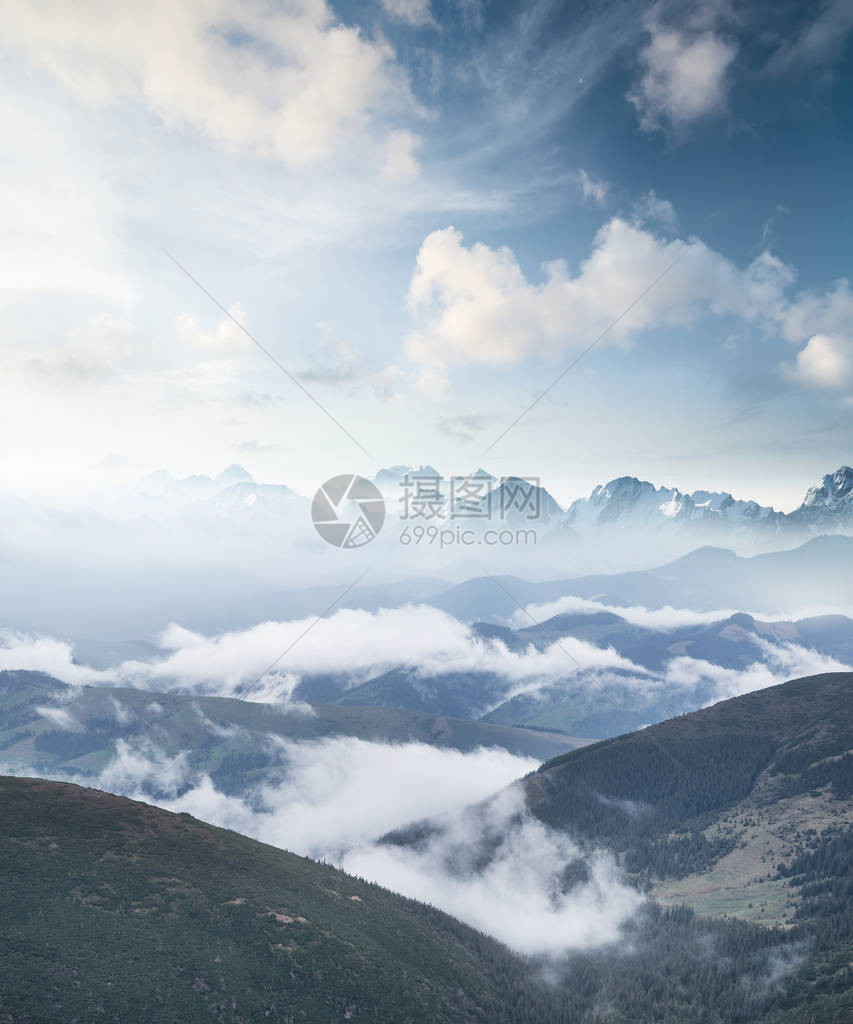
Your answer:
4,730 -> 642,957
3,597 -> 850,716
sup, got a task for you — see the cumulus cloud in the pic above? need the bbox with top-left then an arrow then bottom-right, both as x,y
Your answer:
628,9 -> 737,132
401,212 -> 853,391
0,0 -> 414,167
403,218 -> 787,369
785,333 -> 853,391
774,278 -> 853,344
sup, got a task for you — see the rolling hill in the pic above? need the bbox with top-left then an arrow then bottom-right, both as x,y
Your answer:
426,535 -> 853,620
0,776 -> 555,1023
0,773 -> 843,1024
299,607 -> 853,739
0,671 -> 581,794
380,672 -> 853,1021
5,674 -> 853,1022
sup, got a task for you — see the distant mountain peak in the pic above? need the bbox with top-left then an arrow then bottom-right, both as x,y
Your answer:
215,464 -> 254,485
802,465 -> 853,507
790,465 -> 853,529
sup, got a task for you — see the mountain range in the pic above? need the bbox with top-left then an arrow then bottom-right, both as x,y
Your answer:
5,598 -> 847,783
308,601 -> 853,737
5,672 -> 853,1022
96,461 -> 853,543
0,670 -> 582,792
378,462 -> 853,544
425,534 -> 853,620
383,671 -> 853,1020
2,464 -> 851,647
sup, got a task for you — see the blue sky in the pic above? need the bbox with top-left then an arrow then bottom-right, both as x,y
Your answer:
0,0 -> 851,509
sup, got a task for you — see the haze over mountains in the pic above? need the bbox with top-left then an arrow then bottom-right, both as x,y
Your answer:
3,463 -> 853,1021
1,461 -> 851,644
6,0 -> 853,1015
96,460 -> 853,542
6,673 -> 853,1022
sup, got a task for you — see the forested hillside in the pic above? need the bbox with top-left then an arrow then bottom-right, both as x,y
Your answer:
0,775 -> 843,1024
528,671 -> 853,882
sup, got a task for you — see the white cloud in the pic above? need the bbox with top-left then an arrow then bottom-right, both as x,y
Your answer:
516,595 -> 737,631
178,737 -> 537,856
628,12 -> 736,132
0,630 -> 111,685
116,605 -> 642,703
34,705 -> 84,731
341,786 -> 644,956
785,333 -> 853,391
7,313 -> 136,384
0,608 -> 644,712
0,0 -> 414,167
632,189 -> 677,230
664,639 -> 851,702
372,364 -> 407,404
401,214 -> 853,390
2,304 -> 256,394
95,736 -> 195,798
379,0 -> 435,29
778,279 -> 853,342
403,218 -> 767,369
578,169 -> 609,206
413,362 -> 451,399
31,732 -> 641,957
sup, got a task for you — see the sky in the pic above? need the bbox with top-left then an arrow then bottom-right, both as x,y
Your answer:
1,0 -> 852,510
